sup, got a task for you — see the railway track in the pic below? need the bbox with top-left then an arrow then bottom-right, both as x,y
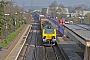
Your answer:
17,25 -> 33,60
18,15 -> 67,60
45,45 -> 65,60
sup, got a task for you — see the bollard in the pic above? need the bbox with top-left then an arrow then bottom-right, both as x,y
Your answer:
0,47 -> 2,51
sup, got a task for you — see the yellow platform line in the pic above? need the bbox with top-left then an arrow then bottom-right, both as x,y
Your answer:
5,24 -> 30,60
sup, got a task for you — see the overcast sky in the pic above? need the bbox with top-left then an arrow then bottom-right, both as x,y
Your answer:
13,0 -> 90,7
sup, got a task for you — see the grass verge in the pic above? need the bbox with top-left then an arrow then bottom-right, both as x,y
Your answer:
0,24 -> 25,48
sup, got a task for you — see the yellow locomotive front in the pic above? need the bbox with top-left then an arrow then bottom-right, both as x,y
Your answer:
42,23 -> 56,45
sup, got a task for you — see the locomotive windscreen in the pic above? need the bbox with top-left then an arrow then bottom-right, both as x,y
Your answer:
44,29 -> 54,34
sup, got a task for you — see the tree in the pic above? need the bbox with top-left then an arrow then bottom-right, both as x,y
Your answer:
0,0 -> 7,40
84,13 -> 90,24
58,4 -> 65,8
0,0 -> 27,42
49,0 -> 58,19
49,1 -> 67,19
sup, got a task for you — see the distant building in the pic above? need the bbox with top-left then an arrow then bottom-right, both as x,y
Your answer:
41,8 -> 48,16
33,10 -> 41,12
47,6 -> 69,18
71,10 -> 90,17
83,11 -> 90,16
59,7 -> 69,14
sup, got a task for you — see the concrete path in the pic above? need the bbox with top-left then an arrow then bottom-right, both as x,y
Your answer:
0,24 -> 29,60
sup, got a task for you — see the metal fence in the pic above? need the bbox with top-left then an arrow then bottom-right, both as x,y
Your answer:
48,18 -> 64,35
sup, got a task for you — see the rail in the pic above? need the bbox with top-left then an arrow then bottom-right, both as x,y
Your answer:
5,24 -> 31,60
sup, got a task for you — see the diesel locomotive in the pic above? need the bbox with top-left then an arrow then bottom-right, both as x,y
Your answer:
40,18 -> 56,46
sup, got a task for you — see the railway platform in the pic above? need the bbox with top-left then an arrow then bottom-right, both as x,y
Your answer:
57,36 -> 83,60
0,24 -> 30,60
64,24 -> 90,60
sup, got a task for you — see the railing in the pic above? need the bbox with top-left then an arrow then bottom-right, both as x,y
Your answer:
48,17 -> 64,35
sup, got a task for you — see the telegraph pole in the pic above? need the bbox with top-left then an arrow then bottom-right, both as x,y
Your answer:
31,0 -> 33,11
23,1 -> 25,9
54,0 -> 57,19
31,0 -> 33,9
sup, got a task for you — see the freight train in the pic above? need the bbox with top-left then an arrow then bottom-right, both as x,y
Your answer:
40,18 -> 56,46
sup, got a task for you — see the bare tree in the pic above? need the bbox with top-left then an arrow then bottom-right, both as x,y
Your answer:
49,0 -> 58,19
84,13 -> 90,24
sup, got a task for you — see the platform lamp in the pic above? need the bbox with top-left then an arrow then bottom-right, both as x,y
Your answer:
4,13 -> 9,43
20,12 -> 22,25
14,12 -> 17,32
79,14 -> 84,24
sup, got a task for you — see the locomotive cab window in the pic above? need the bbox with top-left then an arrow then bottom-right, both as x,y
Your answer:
44,29 -> 54,34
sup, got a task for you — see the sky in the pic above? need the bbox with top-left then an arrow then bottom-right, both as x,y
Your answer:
13,0 -> 90,7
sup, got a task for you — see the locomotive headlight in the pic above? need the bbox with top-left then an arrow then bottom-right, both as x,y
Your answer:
52,39 -> 56,42
43,36 -> 46,42
52,36 -> 56,42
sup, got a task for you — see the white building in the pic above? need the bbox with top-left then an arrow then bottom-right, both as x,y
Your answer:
47,7 -> 69,17
71,10 -> 90,17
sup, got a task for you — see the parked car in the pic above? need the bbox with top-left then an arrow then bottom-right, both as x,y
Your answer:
65,20 -> 69,24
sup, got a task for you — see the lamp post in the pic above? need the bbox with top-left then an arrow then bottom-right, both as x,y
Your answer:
22,12 -> 25,24
20,12 -> 25,25
20,12 -> 22,25
14,12 -> 17,32
4,14 -> 9,43
79,15 -> 84,24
